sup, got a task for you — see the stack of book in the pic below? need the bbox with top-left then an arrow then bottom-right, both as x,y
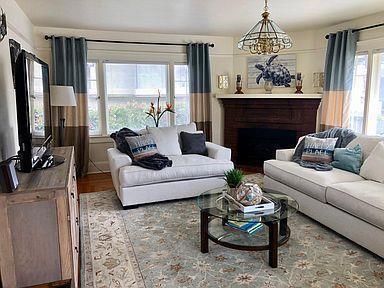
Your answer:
226,220 -> 263,235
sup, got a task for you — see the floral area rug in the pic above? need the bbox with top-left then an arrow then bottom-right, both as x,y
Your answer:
80,174 -> 384,288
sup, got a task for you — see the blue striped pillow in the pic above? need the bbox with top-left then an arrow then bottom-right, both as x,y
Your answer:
125,135 -> 158,160
301,136 -> 338,164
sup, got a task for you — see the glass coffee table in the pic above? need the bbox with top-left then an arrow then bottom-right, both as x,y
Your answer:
197,186 -> 299,268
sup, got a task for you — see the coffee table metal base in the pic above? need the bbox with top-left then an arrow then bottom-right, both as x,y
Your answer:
200,209 -> 291,268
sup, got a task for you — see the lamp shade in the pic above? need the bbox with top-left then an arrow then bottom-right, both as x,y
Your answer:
50,85 -> 77,107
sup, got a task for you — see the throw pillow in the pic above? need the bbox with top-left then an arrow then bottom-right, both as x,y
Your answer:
146,126 -> 182,156
125,135 -> 158,161
331,144 -> 363,174
301,136 -> 338,164
180,131 -> 208,156
175,123 -> 197,135
360,141 -> 384,183
110,128 -> 139,157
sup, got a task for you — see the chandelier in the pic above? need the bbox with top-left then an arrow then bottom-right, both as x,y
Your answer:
237,0 -> 293,54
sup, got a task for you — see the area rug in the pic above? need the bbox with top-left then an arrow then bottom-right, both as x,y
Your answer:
80,174 -> 384,287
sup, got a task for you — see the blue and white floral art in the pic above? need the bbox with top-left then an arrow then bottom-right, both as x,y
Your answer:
255,55 -> 292,87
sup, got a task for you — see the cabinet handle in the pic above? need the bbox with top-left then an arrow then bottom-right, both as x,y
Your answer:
75,247 -> 78,253
72,175 -> 76,181
71,192 -> 74,198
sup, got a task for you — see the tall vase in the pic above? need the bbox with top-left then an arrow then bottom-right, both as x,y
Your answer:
264,80 -> 273,94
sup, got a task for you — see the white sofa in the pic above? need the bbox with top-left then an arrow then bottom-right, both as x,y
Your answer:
264,134 -> 384,258
108,124 -> 234,208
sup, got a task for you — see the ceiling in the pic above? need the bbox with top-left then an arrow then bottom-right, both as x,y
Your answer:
15,0 -> 384,36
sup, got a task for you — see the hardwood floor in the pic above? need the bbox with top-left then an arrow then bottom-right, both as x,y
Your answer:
77,172 -> 114,194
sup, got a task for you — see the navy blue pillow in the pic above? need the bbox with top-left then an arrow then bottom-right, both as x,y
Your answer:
180,132 -> 208,156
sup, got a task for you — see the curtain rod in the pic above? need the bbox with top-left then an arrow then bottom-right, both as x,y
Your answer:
44,35 -> 214,47
325,22 -> 384,39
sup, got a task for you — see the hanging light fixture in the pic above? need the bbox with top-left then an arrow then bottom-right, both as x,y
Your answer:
238,0 -> 293,54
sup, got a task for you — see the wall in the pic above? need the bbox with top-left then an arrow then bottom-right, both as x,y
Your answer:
34,27 -> 234,172
0,0 -> 34,161
232,11 -> 384,95
5,8 -> 383,172
233,29 -> 324,95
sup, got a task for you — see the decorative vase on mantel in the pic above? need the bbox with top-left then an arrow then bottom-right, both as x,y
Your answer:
264,80 -> 273,94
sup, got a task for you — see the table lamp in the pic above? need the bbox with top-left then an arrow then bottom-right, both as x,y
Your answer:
50,85 -> 77,147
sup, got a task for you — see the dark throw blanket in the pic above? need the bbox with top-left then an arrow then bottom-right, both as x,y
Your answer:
292,128 -> 357,171
111,128 -> 173,170
133,153 -> 173,170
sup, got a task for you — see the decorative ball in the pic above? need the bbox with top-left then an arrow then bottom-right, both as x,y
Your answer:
236,183 -> 263,206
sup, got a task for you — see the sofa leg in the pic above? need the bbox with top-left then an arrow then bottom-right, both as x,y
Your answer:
123,204 -> 139,210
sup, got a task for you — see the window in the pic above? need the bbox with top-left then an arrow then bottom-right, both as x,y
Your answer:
367,51 -> 384,135
350,54 -> 368,134
30,61 -> 44,136
174,64 -> 190,125
87,62 -> 101,135
105,63 -> 169,132
350,49 -> 384,136
86,61 -> 190,136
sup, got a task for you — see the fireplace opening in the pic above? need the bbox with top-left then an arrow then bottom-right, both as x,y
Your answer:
237,128 -> 297,168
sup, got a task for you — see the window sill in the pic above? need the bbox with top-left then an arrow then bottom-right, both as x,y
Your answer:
89,135 -> 114,144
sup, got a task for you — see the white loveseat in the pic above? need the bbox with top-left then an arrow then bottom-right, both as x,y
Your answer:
264,134 -> 384,258
108,124 -> 234,208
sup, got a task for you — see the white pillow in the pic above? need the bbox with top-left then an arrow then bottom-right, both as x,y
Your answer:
146,126 -> 182,156
360,141 -> 384,183
175,123 -> 197,135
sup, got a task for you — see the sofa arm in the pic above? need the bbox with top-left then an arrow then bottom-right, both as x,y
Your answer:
276,149 -> 295,161
206,142 -> 232,161
107,148 -> 132,192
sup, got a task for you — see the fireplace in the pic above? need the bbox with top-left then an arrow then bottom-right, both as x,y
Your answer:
237,128 -> 297,167
219,95 -> 321,171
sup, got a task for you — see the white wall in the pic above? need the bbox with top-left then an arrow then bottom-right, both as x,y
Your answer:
0,0 -> 34,161
233,29 -> 324,95
232,11 -> 384,96
34,27 -> 234,172
2,5 -> 383,172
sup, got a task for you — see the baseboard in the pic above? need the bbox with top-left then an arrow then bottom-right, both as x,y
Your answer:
87,161 -> 110,174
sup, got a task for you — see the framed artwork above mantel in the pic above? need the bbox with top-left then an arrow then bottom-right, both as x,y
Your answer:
247,54 -> 297,89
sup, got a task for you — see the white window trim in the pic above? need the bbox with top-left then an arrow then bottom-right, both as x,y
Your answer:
87,59 -> 189,137
353,38 -> 384,135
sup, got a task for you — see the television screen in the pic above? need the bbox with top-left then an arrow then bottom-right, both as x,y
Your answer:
14,50 -> 52,172
26,57 -> 51,147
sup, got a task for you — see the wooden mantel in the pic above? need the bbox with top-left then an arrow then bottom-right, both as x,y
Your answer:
218,94 -> 322,171
216,93 -> 323,99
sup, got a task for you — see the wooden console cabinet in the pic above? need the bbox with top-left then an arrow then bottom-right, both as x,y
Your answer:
0,147 -> 79,288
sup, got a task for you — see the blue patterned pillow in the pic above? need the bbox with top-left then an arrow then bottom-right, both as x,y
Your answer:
125,135 -> 158,160
332,144 -> 362,174
301,136 -> 338,164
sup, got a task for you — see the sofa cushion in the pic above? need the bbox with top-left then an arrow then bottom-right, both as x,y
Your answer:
346,135 -> 384,162
360,141 -> 384,183
301,136 -> 338,163
147,126 -> 182,156
180,131 -> 208,156
125,134 -> 158,160
264,160 -> 364,203
119,154 -> 233,187
327,181 -> 384,230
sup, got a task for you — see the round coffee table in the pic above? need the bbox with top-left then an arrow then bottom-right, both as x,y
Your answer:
197,186 -> 299,268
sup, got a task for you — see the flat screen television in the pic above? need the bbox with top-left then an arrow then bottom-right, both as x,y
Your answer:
14,50 -> 52,172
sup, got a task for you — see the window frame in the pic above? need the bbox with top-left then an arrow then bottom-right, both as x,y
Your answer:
87,59 -> 189,137
351,38 -> 384,136
87,60 -> 103,136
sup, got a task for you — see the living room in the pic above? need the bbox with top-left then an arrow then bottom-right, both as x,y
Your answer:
0,0 -> 383,287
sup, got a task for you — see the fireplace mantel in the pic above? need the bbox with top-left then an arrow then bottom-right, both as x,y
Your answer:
216,93 -> 323,99
219,95 -> 322,171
